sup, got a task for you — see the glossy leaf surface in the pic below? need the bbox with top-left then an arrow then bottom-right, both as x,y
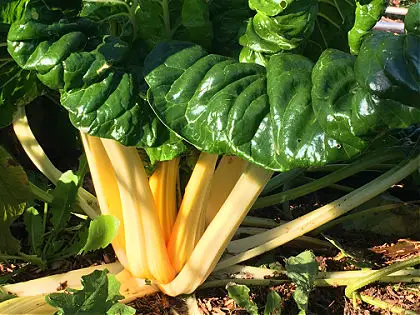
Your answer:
354,31 -> 420,109
145,39 -> 420,171
6,1 -> 167,146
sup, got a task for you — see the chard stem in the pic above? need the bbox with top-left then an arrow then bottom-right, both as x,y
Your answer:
345,255 -> 420,298
159,164 -> 273,296
206,156 -> 248,225
102,139 -> 175,283
216,154 -> 420,270
29,182 -> 53,203
12,106 -> 99,219
80,133 -> 129,269
149,158 -> 179,244
168,152 -> 218,273
253,151 -> 402,209
358,293 -> 418,315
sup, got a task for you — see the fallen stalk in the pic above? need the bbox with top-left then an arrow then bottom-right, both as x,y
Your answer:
345,255 -> 420,298
216,154 -> 420,269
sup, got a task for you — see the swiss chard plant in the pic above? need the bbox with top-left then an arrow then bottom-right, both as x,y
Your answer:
0,0 -> 419,313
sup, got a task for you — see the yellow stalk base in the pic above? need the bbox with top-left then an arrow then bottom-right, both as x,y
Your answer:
116,269 -> 160,303
167,152 -> 218,273
102,139 -> 175,283
206,156 -> 248,225
160,164 -> 273,295
80,133 -> 129,268
149,158 -> 180,244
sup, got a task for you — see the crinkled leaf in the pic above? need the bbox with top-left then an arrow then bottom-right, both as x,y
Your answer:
80,1 -> 133,41
0,146 -> 32,254
264,290 -> 282,315
145,43 -> 356,171
0,18 -> 44,128
226,283 -> 258,315
7,2 -> 168,147
312,48 -> 420,148
249,0 -> 294,16
348,0 -> 387,55
23,206 -> 43,256
285,251 -> 318,315
46,269 -> 135,315
81,215 -> 119,254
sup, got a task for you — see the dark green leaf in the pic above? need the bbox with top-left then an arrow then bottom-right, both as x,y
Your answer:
46,269 -> 135,315
348,0 -> 387,55
304,0 -> 356,60
312,48 -> 420,147
209,0 -> 253,57
81,215 -> 119,254
0,60 -> 44,128
405,2 -> 420,35
7,3 -> 169,147
145,132 -> 187,164
24,206 -> 43,255
0,146 -> 32,254
239,0 -> 318,64
354,31 -> 420,109
179,0 -> 212,49
264,290 -> 282,315
226,283 -> 258,315
285,251 -> 318,315
145,43 -> 357,171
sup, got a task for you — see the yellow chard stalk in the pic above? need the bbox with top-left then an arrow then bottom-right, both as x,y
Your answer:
206,156 -> 248,225
161,163 -> 273,295
149,158 -> 180,244
167,152 -> 218,273
80,133 -> 129,269
101,138 -> 175,283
